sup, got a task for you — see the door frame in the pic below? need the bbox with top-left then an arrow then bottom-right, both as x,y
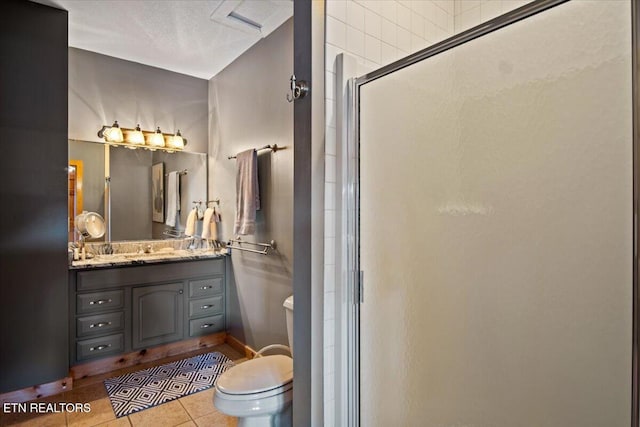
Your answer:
293,0 -> 325,425
346,0 -> 639,424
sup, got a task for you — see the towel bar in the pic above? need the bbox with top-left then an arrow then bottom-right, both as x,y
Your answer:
227,144 -> 279,159
163,229 -> 183,238
227,238 -> 276,255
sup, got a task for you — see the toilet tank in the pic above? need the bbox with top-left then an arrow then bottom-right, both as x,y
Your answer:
283,295 -> 294,355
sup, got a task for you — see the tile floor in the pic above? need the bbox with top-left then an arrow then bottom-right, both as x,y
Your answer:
1,344 -> 245,427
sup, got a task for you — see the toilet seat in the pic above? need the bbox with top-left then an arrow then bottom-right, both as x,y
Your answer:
215,355 -> 293,401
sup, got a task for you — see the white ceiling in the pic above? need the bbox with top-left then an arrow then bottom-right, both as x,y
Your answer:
33,0 -> 293,80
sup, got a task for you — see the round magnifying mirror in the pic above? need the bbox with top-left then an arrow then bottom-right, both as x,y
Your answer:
75,211 -> 105,239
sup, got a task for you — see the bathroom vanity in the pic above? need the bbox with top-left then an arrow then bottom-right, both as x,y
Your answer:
69,255 -> 226,365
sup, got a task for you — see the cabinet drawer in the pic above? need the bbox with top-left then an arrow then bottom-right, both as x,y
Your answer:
189,314 -> 224,337
77,290 -> 124,314
76,312 -> 124,338
188,277 -> 223,298
76,333 -> 124,361
189,296 -> 223,318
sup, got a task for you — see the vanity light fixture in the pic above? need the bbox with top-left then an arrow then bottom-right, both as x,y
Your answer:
97,122 -> 187,153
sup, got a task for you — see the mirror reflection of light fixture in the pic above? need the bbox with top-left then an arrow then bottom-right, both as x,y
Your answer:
166,129 -> 184,152
146,127 -> 165,151
97,122 -> 187,153
97,120 -> 124,143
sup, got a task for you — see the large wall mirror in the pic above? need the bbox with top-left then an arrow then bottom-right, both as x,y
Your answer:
68,139 -> 207,242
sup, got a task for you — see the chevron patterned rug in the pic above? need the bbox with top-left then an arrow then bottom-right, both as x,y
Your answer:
104,351 -> 234,418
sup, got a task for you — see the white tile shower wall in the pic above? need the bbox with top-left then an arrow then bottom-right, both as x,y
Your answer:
453,0 -> 533,33
324,1 -> 455,425
324,0 -> 536,425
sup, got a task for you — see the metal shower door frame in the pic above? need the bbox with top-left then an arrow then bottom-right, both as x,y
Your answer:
345,0 -> 640,425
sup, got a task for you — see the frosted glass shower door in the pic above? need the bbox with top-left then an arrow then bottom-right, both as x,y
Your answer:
357,1 -> 633,426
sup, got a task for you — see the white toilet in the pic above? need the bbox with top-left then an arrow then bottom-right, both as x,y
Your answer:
214,295 -> 294,427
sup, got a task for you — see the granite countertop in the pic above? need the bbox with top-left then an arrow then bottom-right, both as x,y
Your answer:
70,248 -> 228,270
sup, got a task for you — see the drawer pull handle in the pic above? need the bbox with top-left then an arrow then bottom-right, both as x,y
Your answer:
89,299 -> 112,305
200,323 -> 214,329
199,285 -> 212,290
89,322 -> 112,328
89,344 -> 111,351
201,305 -> 213,309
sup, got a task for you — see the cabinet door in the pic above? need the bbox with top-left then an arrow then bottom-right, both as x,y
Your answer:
0,1 -> 68,393
132,283 -> 184,349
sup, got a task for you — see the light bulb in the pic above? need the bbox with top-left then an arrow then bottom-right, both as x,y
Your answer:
104,120 -> 123,143
127,124 -> 145,146
167,130 -> 184,150
146,127 -> 165,150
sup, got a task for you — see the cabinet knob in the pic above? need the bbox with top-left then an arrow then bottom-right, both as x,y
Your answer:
179,290 -> 184,294
201,305 -> 212,309
200,323 -> 213,329
199,285 -> 212,290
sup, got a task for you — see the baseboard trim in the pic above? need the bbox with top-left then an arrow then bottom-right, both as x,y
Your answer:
70,332 -> 227,380
0,376 -> 73,405
225,334 -> 256,359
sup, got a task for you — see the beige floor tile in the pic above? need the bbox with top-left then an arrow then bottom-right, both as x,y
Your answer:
61,381 -> 115,427
175,422 -> 196,427
177,389 -> 215,419
192,410 -> 236,427
128,401 -> 190,427
92,418 -> 131,427
1,410 -> 66,427
65,397 -> 116,427
64,382 -> 109,403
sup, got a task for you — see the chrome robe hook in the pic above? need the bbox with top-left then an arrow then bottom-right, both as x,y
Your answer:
286,74 -> 309,102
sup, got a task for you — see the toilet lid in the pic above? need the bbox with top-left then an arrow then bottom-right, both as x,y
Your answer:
217,355 -> 293,395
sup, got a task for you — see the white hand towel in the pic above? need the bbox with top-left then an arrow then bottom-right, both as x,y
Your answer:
201,208 -> 215,239
185,208 -> 197,237
234,149 -> 260,235
211,211 -> 221,241
165,171 -> 180,227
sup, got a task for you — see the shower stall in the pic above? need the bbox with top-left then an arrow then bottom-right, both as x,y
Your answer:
342,0 -> 638,425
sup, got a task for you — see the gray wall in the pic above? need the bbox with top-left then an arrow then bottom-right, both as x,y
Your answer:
209,19 -> 293,351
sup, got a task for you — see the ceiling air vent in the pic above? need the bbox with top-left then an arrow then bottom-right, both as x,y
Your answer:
210,0 -> 293,37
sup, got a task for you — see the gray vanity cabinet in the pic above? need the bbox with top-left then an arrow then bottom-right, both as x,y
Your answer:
70,258 -> 225,365
132,282 -> 184,349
